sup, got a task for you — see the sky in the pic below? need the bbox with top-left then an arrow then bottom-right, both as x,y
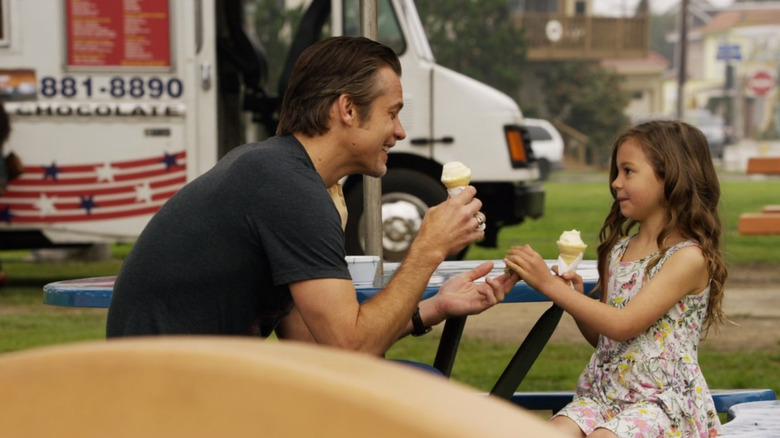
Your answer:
592,0 -> 735,16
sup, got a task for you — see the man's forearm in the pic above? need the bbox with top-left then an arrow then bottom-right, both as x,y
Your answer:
351,238 -> 447,352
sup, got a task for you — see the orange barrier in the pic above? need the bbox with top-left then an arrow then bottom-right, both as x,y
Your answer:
739,157 -> 780,235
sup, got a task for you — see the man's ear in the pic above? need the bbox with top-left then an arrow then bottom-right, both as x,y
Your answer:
336,94 -> 356,125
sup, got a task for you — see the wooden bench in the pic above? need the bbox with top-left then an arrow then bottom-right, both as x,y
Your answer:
738,157 -> 780,235
746,157 -> 780,174
509,388 -> 777,420
763,205 -> 780,214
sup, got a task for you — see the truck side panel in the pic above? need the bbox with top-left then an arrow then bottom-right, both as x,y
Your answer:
0,0 -> 216,246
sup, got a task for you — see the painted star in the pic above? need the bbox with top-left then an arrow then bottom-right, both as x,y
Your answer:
135,181 -> 153,203
43,162 -> 61,181
79,195 -> 98,215
161,152 -> 180,171
0,205 -> 14,223
34,193 -> 58,217
95,162 -> 116,182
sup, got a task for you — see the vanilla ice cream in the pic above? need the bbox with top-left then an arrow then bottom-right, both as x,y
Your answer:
557,229 -> 587,270
440,161 -> 472,196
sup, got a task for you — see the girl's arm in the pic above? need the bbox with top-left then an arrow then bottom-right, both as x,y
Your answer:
505,245 -> 709,343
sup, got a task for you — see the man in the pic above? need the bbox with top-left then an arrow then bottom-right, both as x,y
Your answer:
107,37 -> 516,356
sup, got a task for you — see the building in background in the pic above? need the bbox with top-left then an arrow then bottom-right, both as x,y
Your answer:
664,2 -> 780,139
601,51 -> 669,118
512,0 -> 649,114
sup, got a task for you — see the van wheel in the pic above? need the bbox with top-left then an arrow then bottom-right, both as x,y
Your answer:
345,169 -> 466,262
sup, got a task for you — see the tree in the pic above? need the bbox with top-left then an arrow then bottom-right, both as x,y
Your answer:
414,0 -> 527,98
541,61 -> 631,166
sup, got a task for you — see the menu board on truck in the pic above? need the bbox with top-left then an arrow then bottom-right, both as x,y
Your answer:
65,0 -> 170,69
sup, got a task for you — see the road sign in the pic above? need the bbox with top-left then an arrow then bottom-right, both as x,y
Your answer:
748,69 -> 776,97
717,44 -> 741,61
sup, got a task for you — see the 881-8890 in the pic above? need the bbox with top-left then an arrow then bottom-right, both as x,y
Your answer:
39,76 -> 184,99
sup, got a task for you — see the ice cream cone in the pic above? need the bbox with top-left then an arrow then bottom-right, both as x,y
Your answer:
556,229 -> 587,272
442,176 -> 471,190
558,246 -> 586,265
441,161 -> 472,196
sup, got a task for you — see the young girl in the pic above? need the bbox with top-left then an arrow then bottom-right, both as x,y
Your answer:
505,120 -> 726,438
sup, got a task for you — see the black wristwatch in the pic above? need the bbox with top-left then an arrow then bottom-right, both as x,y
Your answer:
411,307 -> 432,336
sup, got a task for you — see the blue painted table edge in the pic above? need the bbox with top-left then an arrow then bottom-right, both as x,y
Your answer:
42,260 -> 599,308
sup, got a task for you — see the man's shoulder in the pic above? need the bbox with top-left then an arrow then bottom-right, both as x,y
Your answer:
237,136 -> 308,163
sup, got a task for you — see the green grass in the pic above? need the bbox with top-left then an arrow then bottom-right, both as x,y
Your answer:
1,170 -> 779,398
467,171 -> 780,265
384,330 -> 780,396
0,256 -> 119,353
0,311 -> 107,354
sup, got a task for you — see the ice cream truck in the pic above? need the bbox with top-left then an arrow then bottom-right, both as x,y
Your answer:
0,0 -> 543,261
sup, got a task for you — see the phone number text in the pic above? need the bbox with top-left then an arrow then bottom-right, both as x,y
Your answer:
40,76 -> 184,99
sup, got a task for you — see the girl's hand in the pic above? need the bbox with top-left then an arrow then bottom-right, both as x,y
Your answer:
552,266 -> 585,294
504,245 -> 569,296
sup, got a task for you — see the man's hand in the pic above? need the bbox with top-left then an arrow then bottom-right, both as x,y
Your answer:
413,186 -> 484,262
425,261 -> 517,321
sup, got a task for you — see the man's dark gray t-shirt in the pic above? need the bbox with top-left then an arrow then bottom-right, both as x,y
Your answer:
106,136 -> 351,337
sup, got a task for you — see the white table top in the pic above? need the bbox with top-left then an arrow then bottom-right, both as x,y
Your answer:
720,400 -> 780,437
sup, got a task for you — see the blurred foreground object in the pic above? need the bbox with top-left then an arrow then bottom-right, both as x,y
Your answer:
0,337 -> 567,438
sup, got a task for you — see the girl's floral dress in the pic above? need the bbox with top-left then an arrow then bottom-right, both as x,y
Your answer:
553,237 -> 720,438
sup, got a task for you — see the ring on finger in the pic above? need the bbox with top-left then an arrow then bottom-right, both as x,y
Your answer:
474,213 -> 486,231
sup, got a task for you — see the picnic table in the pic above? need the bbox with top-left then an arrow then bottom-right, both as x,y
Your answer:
43,259 -> 777,434
720,400 -> 780,437
43,259 -> 599,401
738,157 -> 780,235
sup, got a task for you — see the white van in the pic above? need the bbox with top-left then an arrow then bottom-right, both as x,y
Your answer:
524,118 -> 565,180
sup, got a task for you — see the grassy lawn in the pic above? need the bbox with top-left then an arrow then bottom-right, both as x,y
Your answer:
467,170 -> 780,265
1,170 -> 779,398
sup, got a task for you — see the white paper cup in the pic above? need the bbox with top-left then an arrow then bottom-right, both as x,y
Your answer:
345,256 -> 380,283
447,187 -> 466,197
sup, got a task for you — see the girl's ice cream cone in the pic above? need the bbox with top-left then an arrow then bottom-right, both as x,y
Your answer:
557,229 -> 587,272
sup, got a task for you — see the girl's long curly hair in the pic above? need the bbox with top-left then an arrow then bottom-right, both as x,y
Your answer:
594,120 -> 727,333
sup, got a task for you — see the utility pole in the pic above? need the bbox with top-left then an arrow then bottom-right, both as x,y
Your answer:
676,0 -> 689,119
360,0 -> 384,279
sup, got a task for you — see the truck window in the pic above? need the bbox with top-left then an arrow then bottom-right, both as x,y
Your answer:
343,0 -> 405,54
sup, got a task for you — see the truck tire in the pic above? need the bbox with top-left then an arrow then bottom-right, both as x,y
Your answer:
345,168 -> 465,262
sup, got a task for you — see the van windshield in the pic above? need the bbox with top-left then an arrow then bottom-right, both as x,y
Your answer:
527,125 -> 553,141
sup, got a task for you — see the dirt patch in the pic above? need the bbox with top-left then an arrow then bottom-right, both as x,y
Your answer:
460,265 -> 780,352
